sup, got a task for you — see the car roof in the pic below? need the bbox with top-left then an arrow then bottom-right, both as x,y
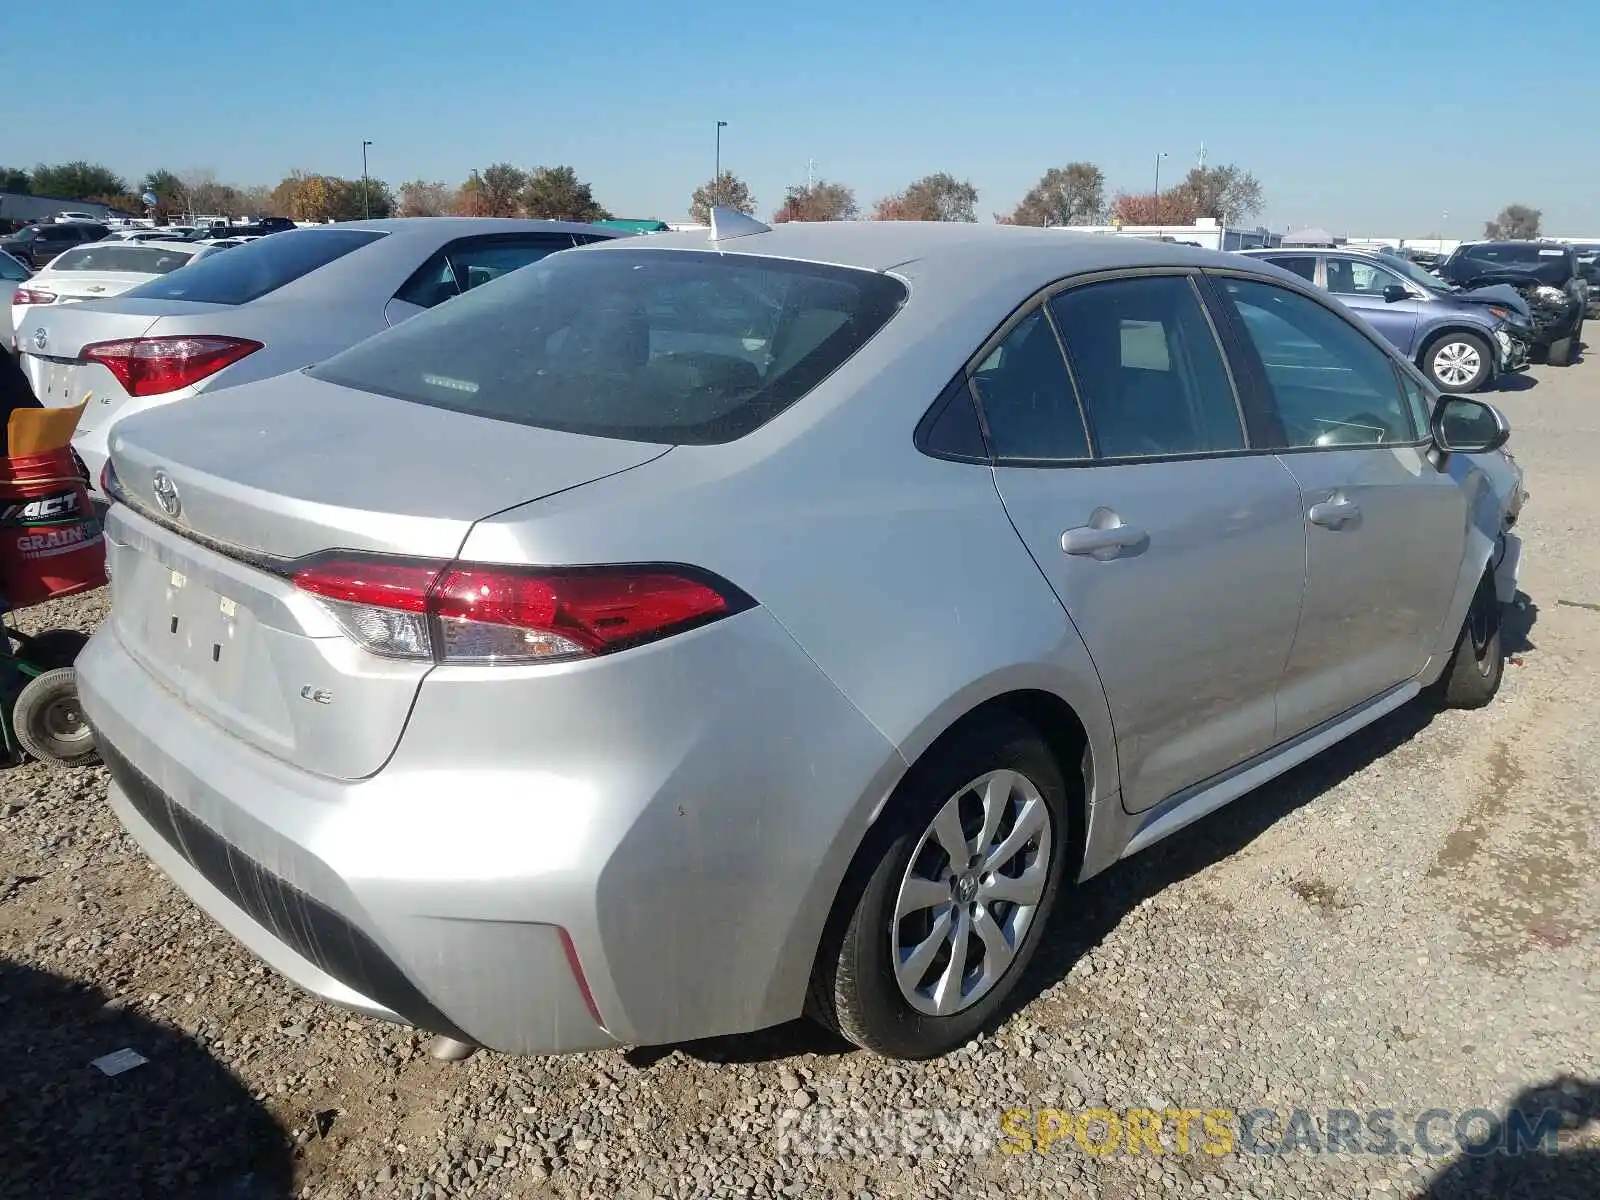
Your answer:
583,220 -> 1254,297
316,217 -> 627,242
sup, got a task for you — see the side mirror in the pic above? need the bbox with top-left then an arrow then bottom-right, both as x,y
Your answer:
1432,396 -> 1510,454
1382,284 -> 1410,303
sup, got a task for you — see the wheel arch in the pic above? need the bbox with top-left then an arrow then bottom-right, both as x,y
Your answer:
798,684 -> 1104,1029
1416,323 -> 1495,378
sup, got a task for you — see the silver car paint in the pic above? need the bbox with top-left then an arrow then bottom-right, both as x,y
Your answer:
82,223 -> 1520,1053
18,219 -> 623,490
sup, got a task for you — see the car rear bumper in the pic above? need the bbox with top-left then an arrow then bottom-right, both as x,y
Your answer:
78,588 -> 901,1054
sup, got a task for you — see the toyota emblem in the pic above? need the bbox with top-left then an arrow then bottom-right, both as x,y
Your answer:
31,328 -> 47,352
151,470 -> 181,518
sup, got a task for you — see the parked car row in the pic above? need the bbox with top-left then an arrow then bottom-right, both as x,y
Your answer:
32,213 -> 1527,1062
1241,245 -> 1546,392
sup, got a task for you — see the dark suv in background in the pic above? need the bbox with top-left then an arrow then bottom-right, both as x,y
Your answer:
1440,242 -> 1585,365
1242,246 -> 1532,393
0,220 -> 110,269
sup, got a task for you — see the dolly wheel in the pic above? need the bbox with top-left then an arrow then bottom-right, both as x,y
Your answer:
14,668 -> 100,768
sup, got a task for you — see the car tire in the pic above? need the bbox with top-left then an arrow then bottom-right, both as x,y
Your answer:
1546,329 -> 1576,366
1434,573 -> 1503,710
1422,332 -> 1493,393
810,712 -> 1075,1059
12,667 -> 100,768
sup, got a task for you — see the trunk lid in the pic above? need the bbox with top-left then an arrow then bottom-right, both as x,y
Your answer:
103,373 -> 670,780
20,300 -> 237,430
32,272 -> 156,304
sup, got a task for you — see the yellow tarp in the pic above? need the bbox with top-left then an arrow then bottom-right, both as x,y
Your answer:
8,399 -> 87,457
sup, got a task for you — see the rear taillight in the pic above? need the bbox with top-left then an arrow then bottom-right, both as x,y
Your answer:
12,287 -> 56,305
291,556 -> 754,663
82,335 -> 262,397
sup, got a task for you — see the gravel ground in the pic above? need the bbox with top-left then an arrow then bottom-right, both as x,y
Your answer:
3,358 -> 1598,1200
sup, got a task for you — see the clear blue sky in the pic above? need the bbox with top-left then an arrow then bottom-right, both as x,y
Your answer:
11,0 -> 1596,236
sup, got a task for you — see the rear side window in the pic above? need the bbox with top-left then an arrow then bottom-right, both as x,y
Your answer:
122,228 -> 386,305
1048,276 -> 1245,458
0,254 -> 26,281
395,235 -> 576,309
1265,255 -> 1317,282
308,248 -> 907,445
50,244 -> 193,274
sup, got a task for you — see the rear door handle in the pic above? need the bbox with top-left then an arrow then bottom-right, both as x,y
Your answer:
1307,497 -> 1360,528
1061,522 -> 1147,557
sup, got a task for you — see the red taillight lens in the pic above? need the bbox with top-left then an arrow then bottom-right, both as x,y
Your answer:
291,557 -> 751,663
82,335 -> 262,397
12,287 -> 56,305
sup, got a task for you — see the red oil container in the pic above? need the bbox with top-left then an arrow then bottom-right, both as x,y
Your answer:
0,448 -> 106,609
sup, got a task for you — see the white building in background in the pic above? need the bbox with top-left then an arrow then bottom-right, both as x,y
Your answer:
1049,216 -> 1278,252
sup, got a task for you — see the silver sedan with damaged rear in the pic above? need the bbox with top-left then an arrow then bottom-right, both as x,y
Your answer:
81,214 -> 1525,1062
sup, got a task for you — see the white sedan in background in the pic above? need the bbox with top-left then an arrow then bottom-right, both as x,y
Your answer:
10,241 -> 203,354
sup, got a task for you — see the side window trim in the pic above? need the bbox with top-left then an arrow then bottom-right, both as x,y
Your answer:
1202,268 -> 1427,449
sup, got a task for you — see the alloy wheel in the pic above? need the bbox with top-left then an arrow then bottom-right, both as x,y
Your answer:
1433,341 -> 1482,388
890,769 -> 1053,1016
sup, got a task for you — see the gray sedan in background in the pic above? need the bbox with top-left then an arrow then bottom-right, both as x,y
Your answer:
15,218 -> 624,491
83,217 -> 1524,1063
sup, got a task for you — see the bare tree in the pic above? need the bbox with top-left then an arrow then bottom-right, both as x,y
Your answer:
1484,204 -> 1542,240
1173,164 -> 1264,221
772,180 -> 858,223
1110,191 -> 1198,225
398,180 -> 456,217
689,172 -> 756,224
1006,163 -> 1105,226
873,173 -> 978,222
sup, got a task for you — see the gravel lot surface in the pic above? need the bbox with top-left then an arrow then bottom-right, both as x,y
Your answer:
2,357 -> 1598,1200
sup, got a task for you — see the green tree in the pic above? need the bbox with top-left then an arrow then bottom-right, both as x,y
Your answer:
456,164 -> 527,217
30,161 -> 127,201
874,172 -> 978,222
772,180 -> 858,222
0,167 -> 29,194
1485,204 -> 1541,240
689,172 -> 756,224
522,166 -> 609,221
1005,163 -> 1105,226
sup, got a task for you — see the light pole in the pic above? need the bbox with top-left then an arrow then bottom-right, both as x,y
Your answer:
714,120 -> 728,193
361,139 -> 373,219
1153,151 -> 1167,221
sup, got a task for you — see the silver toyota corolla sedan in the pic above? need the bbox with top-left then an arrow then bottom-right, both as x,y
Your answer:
81,213 -> 1526,1062
15,218 -> 625,494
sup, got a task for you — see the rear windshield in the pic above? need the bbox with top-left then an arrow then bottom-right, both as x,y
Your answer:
122,228 -> 386,305
51,244 -> 194,274
1456,243 -> 1572,268
307,248 -> 909,444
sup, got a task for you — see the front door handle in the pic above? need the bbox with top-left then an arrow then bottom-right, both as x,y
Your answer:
1307,496 -> 1360,528
1061,522 -> 1147,557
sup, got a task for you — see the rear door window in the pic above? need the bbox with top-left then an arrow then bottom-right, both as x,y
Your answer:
122,228 -> 386,305
309,248 -> 907,444
1048,275 -> 1245,458
969,309 -> 1090,461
